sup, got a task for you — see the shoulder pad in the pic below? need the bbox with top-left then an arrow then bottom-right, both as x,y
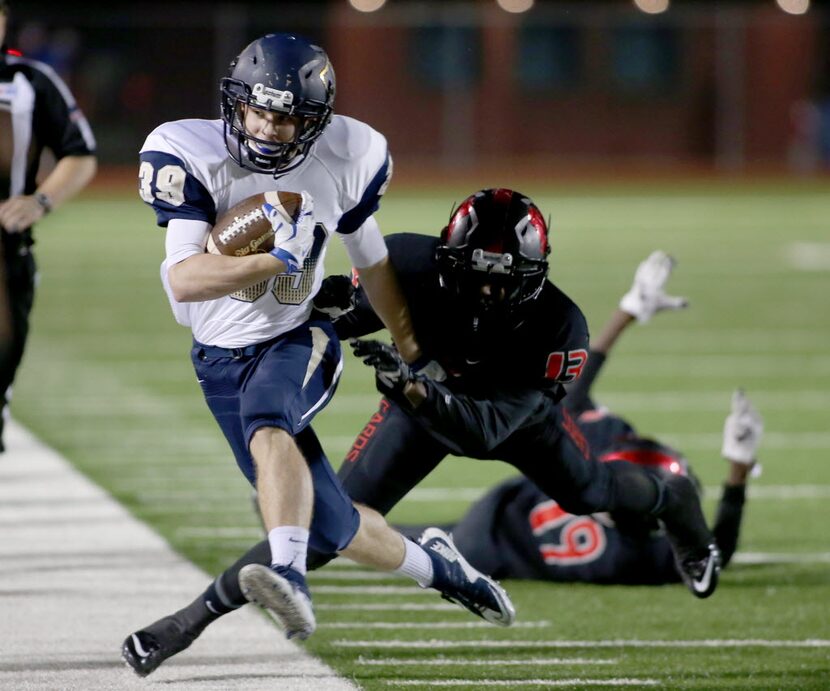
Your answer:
141,119 -> 226,171
318,115 -> 381,163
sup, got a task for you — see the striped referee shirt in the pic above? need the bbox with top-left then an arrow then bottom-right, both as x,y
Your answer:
0,48 -> 95,206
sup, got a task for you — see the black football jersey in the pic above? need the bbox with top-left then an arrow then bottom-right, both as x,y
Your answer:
471,476 -> 679,584
334,232 -> 590,458
335,232 -> 590,399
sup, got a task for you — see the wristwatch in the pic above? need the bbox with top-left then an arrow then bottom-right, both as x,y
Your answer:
34,192 -> 52,214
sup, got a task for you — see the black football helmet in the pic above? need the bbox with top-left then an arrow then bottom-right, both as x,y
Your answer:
220,33 -> 335,175
435,188 -> 550,329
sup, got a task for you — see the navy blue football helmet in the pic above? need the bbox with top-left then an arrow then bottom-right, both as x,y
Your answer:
436,188 -> 550,328
220,33 -> 336,175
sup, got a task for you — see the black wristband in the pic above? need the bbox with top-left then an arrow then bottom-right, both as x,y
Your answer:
34,192 -> 52,214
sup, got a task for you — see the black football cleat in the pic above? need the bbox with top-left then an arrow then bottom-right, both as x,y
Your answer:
676,542 -> 722,599
121,614 -> 201,677
419,527 -> 516,626
658,474 -> 721,599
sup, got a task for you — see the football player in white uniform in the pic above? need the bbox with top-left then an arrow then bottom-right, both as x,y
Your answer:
123,33 -> 515,675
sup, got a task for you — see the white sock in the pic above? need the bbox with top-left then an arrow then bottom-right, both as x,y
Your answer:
268,526 -> 309,575
394,538 -> 434,587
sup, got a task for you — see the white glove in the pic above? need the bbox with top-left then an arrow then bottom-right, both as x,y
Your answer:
266,191 -> 315,274
721,389 -> 764,464
619,250 -> 688,323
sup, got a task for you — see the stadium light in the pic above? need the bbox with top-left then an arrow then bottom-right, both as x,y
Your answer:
633,0 -> 670,14
776,0 -> 810,15
496,0 -> 535,13
348,0 -> 387,12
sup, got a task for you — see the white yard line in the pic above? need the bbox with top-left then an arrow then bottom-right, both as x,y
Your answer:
739,485 -> 830,500
387,680 -> 659,688
335,639 -> 830,649
318,603 -> 459,612
309,570 -> 409,581
597,390 -> 830,411
732,552 -> 830,564
357,657 -> 618,666
0,420 -> 356,691
322,621 -> 550,630
313,585 -> 435,595
788,242 -> 830,271
584,356 -> 830,378
656,432 -> 830,450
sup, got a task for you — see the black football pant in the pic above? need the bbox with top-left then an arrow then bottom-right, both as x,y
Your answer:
306,397 -> 662,569
0,232 -> 36,452
209,395 -> 669,605
333,398 -> 660,516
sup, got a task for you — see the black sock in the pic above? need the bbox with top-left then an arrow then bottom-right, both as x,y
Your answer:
173,593 -> 222,636
653,473 -> 712,551
203,579 -> 241,616
208,539 -> 272,609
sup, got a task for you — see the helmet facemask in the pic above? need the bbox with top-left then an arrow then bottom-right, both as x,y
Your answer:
437,246 -> 547,329
221,77 -> 331,175
435,189 -> 550,333
219,34 -> 336,177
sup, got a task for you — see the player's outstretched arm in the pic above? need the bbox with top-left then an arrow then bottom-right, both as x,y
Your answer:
712,389 -> 764,567
595,250 -> 688,354
565,251 -> 687,411
355,254 -> 422,363
721,388 -> 764,470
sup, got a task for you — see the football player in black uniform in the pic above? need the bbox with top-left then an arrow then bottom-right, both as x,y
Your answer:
330,190 -> 718,598
120,188 -> 722,675
396,251 -> 765,584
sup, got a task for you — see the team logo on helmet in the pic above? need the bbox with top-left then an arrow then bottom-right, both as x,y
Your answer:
319,60 -> 332,86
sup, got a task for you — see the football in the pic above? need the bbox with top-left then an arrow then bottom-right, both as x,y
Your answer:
207,190 -> 303,257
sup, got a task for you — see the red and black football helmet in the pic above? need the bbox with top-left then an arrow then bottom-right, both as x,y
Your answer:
598,437 -> 700,535
599,438 -> 690,479
435,188 -> 550,328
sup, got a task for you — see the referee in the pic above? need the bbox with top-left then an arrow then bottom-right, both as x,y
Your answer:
0,0 -> 96,450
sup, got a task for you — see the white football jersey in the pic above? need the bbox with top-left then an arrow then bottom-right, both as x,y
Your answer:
139,115 -> 392,347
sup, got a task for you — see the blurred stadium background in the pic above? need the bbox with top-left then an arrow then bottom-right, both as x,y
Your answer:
7,0 -> 830,176
5,1 -> 830,689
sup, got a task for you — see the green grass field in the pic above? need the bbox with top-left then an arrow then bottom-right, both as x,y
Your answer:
13,179 -> 830,689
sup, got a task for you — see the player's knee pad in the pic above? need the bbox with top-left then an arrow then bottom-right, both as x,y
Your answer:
306,547 -> 340,571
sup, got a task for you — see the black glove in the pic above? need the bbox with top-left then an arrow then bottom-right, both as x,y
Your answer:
350,338 -> 413,397
313,274 -> 356,318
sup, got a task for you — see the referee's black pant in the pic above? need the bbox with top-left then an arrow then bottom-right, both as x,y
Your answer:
0,230 -> 37,452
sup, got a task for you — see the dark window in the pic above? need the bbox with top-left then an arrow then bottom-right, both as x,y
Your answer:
518,24 -> 582,91
611,23 -> 679,93
410,25 -> 481,88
